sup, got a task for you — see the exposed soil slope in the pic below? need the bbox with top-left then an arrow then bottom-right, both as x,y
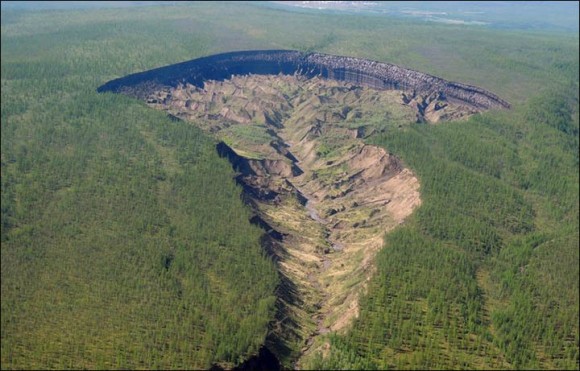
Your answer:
145,74 -> 424,366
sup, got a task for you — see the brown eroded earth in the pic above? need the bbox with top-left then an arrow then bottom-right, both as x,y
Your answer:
144,74 -> 480,366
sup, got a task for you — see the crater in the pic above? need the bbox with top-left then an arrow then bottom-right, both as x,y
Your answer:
98,50 -> 510,114
97,50 -> 509,367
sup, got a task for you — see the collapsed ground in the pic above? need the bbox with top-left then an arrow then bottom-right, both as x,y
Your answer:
143,73 -> 489,366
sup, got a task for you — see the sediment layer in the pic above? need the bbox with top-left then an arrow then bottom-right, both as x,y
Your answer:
97,50 -> 510,110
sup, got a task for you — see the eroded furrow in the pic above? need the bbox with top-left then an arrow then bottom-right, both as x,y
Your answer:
145,74 -> 430,366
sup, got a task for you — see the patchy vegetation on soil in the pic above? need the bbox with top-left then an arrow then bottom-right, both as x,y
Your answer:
143,73 -> 497,365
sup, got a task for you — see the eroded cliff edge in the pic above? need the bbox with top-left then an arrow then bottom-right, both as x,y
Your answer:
98,50 -> 510,111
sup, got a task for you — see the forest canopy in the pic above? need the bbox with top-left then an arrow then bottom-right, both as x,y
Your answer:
1,2 -> 578,369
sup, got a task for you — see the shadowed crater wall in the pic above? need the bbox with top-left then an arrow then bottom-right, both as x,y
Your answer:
97,50 -> 510,110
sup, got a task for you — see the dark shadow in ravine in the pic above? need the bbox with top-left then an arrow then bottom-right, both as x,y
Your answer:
216,140 -> 304,367
210,347 -> 281,371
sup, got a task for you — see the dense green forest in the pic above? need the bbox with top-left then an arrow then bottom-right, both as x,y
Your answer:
0,4 -> 282,369
1,2 -> 578,370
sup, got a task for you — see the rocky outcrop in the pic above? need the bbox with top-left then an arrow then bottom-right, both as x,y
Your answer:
97,50 -> 509,110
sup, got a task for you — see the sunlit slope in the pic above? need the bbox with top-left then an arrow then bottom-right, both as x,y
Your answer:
0,93 -> 278,369
308,91 -> 579,369
1,7 -> 278,370
140,74 -> 423,365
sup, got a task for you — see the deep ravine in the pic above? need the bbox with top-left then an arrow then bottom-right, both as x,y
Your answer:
97,51 -> 508,366
143,74 -> 424,367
